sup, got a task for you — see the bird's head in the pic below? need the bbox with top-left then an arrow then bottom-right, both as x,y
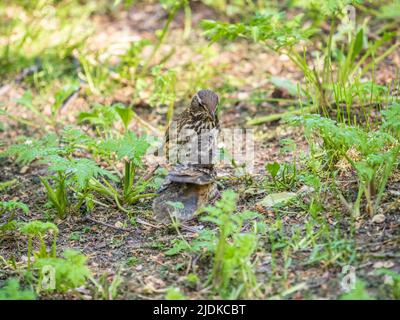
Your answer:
190,89 -> 219,119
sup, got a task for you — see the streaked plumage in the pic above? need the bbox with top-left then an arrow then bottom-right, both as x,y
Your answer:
165,89 -> 219,166
153,90 -> 220,223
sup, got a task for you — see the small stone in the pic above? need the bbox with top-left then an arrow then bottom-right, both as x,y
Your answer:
115,221 -> 124,228
371,214 -> 385,224
135,264 -> 143,271
19,166 -> 29,174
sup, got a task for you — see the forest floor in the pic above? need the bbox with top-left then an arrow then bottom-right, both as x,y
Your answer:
0,1 -> 399,300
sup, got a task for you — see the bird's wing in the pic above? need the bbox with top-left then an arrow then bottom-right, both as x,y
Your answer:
165,109 -> 193,161
167,164 -> 215,185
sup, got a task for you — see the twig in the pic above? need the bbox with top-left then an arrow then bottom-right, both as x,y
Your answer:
180,224 -> 200,233
132,111 -> 161,136
143,164 -> 160,181
59,88 -> 81,111
136,217 -> 162,229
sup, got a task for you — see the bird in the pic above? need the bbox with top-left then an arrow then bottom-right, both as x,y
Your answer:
153,90 -> 220,223
165,89 -> 219,166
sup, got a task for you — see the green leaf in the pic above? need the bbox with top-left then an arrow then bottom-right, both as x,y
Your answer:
351,28 -> 364,61
99,131 -> 150,165
167,201 -> 184,210
0,179 -> 18,192
2,134 -> 59,165
256,192 -> 297,208
77,103 -> 119,130
0,200 -> 29,214
165,287 -> 187,300
19,220 -> 58,237
34,249 -> 91,293
53,82 -> 80,112
114,103 -> 133,129
266,162 -> 280,179
46,156 -> 117,189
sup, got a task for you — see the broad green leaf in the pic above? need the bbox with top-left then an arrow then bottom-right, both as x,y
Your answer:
266,162 -> 280,178
256,192 -> 297,208
351,28 -> 364,61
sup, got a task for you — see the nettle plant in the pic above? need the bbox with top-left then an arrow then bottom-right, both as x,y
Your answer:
2,123 -> 156,217
91,131 -> 157,211
3,128 -> 114,217
292,102 -> 400,217
166,190 -> 264,299
18,220 -> 59,270
34,249 -> 91,294
16,219 -> 91,294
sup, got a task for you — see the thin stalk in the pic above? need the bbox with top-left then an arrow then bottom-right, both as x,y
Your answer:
27,237 -> 32,270
211,221 -> 227,286
140,6 -> 179,77
353,183 -> 364,218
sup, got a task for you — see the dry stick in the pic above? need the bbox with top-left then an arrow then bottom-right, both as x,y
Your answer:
59,88 -> 81,111
132,111 -> 161,136
136,217 -> 162,229
143,164 -> 160,181
83,213 -> 164,232
185,255 -> 193,275
82,214 -> 130,232
247,105 -> 317,125
179,224 -> 200,233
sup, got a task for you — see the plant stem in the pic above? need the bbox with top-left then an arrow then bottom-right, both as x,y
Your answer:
140,6 -> 179,77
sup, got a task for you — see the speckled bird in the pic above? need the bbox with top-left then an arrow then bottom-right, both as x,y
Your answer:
165,89 -> 219,166
153,90 -> 220,223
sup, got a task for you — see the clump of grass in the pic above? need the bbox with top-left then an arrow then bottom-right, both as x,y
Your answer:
202,2 -> 399,123
291,102 -> 400,217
